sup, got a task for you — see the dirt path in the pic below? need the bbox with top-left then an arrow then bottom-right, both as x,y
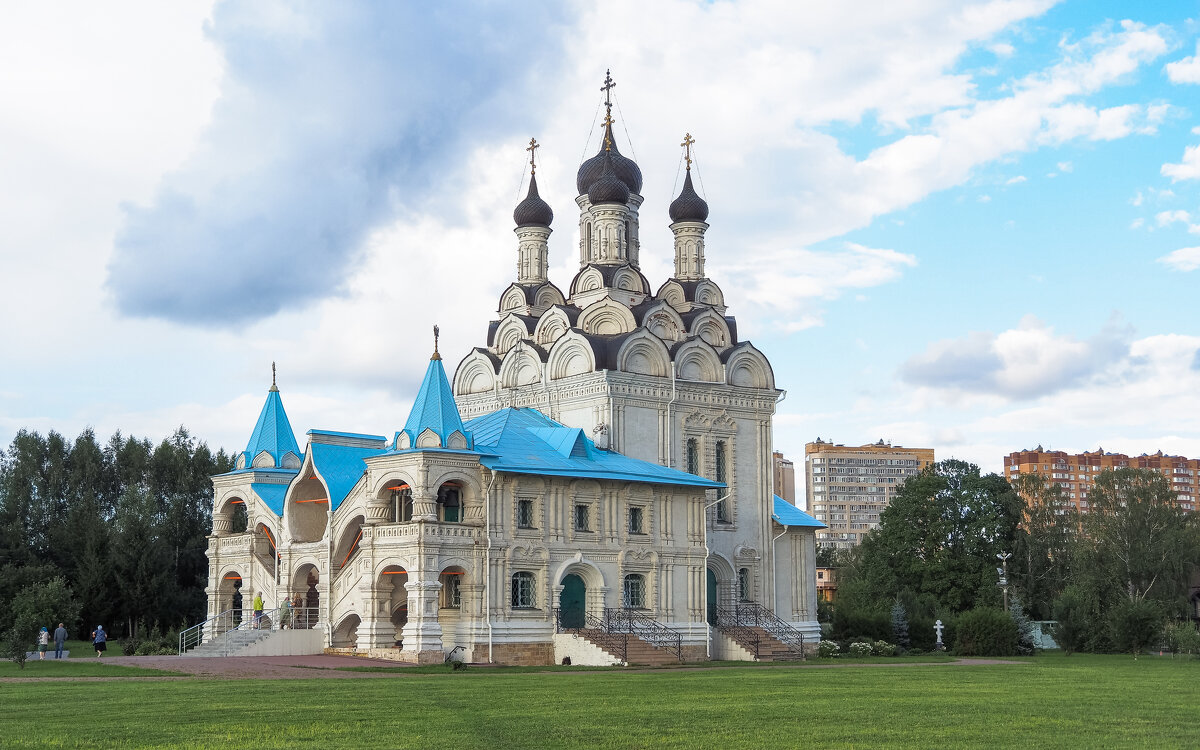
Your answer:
0,655 -> 1027,682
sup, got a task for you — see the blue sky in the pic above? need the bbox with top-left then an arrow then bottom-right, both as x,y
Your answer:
2,1 -> 1200,498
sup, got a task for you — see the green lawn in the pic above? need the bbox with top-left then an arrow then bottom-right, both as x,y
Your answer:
0,660 -> 178,678
0,653 -> 1196,748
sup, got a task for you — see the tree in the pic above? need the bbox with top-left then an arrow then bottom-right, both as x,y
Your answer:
891,600 -> 910,650
3,578 -> 80,668
1085,468 -> 1198,612
1051,585 -> 1090,656
1109,599 -> 1163,657
1011,473 -> 1079,620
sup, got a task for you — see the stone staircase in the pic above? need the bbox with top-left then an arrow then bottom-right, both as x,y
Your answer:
573,628 -> 681,666
182,627 -> 276,657
720,625 -> 804,661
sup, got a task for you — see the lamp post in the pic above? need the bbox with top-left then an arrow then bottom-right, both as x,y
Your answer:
996,552 -> 1011,611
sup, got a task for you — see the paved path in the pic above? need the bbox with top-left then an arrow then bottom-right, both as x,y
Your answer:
1,655 -> 1027,682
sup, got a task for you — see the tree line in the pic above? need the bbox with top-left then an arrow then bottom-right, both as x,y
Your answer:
825,459 -> 1200,654
0,426 -> 231,647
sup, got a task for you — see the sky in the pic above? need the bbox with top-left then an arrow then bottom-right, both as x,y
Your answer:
3,0 -> 1200,502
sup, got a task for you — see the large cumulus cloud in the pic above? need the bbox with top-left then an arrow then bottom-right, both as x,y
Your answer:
106,1 -> 571,325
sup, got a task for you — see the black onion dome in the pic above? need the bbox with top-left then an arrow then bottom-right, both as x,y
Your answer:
669,171 -> 709,222
575,122 -> 643,195
587,150 -> 631,205
514,174 -> 553,227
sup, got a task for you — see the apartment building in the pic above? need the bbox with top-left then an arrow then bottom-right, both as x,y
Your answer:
1003,447 -> 1199,513
805,439 -> 936,549
773,450 -> 796,506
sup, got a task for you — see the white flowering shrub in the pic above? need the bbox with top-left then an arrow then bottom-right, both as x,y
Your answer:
872,640 -> 897,656
848,641 -> 873,657
818,640 -> 840,658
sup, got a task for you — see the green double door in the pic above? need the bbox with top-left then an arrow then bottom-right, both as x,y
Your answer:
707,570 -> 718,625
560,574 -> 586,628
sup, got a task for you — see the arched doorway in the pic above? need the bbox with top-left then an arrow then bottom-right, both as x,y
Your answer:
707,569 -> 718,626
291,564 -> 320,629
559,573 -> 586,628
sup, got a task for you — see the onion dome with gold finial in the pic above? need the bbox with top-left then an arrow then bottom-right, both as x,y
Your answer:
514,173 -> 553,227
576,70 -> 643,196
587,148 -> 631,206
669,132 -> 709,222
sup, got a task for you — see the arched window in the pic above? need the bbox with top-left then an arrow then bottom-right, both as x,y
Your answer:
440,571 -> 462,609
231,501 -> 248,533
623,574 -> 646,609
438,484 -> 461,523
738,568 -> 750,602
389,486 -> 413,523
686,438 -> 699,475
511,572 -> 536,609
715,441 -> 730,522
585,221 -> 593,258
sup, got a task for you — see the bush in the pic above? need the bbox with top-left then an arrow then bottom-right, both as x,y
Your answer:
831,608 -> 891,643
1164,621 -> 1200,658
953,608 -> 1018,657
891,601 -> 910,650
817,640 -> 840,658
848,641 -> 873,657
1010,596 -> 1036,656
872,640 -> 897,656
1109,600 -> 1163,657
1052,586 -> 1090,656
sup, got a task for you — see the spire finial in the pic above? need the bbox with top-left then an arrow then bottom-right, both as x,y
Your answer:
681,132 -> 695,171
526,137 -> 540,175
270,361 -> 278,392
602,112 -> 615,152
432,325 -> 441,361
601,69 -> 615,110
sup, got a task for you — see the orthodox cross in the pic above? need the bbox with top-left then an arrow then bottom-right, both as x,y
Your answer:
601,69 -> 616,109
526,137 -> 540,175
432,325 -> 441,361
681,132 -> 695,171
270,361 -> 278,391
934,619 -> 944,646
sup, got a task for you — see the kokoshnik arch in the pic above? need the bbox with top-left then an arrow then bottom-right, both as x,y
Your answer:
204,74 -> 824,665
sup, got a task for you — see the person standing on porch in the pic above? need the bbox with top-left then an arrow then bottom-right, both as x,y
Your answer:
253,592 -> 264,628
53,623 -> 67,659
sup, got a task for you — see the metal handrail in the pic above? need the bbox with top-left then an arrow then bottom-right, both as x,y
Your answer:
714,606 -> 763,659
718,602 -> 806,658
179,606 -> 321,655
604,608 -> 683,660
554,608 -> 628,663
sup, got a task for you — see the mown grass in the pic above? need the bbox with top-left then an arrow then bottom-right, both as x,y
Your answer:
0,653 -> 1196,748
0,660 -> 177,678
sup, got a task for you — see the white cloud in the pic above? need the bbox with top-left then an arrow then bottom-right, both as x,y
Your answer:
1162,144 -> 1200,181
1157,246 -> 1200,271
978,194 -> 992,202
1130,217 -> 1144,229
990,42 -> 1015,57
900,315 -> 1133,400
1165,41 -> 1200,84
1156,209 -> 1192,226
1058,161 -> 1074,173
1005,175 -> 1027,185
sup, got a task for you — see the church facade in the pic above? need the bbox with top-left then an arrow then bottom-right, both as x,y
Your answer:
204,81 -> 822,665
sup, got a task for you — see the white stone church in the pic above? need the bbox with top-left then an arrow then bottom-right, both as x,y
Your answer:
203,79 -> 823,665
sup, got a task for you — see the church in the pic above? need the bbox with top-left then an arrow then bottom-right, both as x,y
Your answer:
203,75 -> 823,665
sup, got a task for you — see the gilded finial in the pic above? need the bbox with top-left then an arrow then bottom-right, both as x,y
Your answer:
681,133 -> 695,172
432,325 -> 441,361
526,137 -> 540,175
270,361 -> 278,392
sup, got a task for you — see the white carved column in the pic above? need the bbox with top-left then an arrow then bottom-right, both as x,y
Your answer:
400,578 -> 444,664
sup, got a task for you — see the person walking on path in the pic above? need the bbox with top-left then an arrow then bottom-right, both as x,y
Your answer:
37,627 -> 49,660
253,592 -> 264,629
92,625 -> 107,657
53,623 -> 67,659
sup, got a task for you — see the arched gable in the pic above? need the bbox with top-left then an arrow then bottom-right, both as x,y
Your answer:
616,330 -> 670,378
499,342 -> 545,388
655,279 -> 687,311
688,309 -> 731,348
578,298 -> 636,336
534,307 -> 573,347
724,343 -> 776,389
674,339 -> 722,382
613,266 -> 648,294
252,449 -> 275,469
640,301 -> 685,343
493,314 -> 533,355
547,331 -> 598,381
571,266 -> 605,296
453,350 -> 499,396
284,454 -> 332,543
693,280 -> 725,308
498,283 -> 528,313
551,555 -> 608,590
534,283 -> 566,309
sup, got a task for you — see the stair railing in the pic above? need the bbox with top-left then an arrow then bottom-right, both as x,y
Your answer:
724,602 -> 806,659
553,607 -> 628,663
714,605 -> 763,660
603,608 -> 683,661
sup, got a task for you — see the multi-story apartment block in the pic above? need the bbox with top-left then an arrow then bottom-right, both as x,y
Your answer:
773,451 -> 796,506
805,439 -> 935,549
1003,447 -> 1199,513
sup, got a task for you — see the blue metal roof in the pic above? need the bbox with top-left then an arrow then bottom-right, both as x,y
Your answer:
772,495 -> 826,528
309,441 -> 386,511
466,408 -> 722,489
400,356 -> 473,449
251,483 -> 288,516
242,388 -> 301,468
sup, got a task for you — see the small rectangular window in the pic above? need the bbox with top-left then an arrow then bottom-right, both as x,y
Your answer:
574,504 -> 591,532
511,572 -> 535,609
716,497 -> 730,523
517,499 -> 535,529
628,506 -> 644,534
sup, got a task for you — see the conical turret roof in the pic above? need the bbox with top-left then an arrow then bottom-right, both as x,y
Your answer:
400,354 -> 472,450
242,384 -> 301,469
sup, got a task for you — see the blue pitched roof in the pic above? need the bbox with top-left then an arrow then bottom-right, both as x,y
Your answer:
772,495 -> 826,528
251,483 -> 289,516
401,356 -> 472,449
466,408 -> 722,489
309,441 -> 386,511
243,388 -> 301,468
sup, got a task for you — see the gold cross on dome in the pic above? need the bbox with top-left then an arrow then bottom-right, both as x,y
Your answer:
526,137 -> 540,175
681,133 -> 695,171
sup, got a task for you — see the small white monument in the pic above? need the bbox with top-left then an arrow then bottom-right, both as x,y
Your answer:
934,619 -> 945,651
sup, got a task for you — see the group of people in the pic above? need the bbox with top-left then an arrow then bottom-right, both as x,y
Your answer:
33,623 -> 107,659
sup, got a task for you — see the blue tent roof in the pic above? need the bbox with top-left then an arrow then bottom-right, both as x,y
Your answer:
466,408 -> 722,489
400,356 -> 472,449
772,495 -> 825,528
242,388 -> 301,468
